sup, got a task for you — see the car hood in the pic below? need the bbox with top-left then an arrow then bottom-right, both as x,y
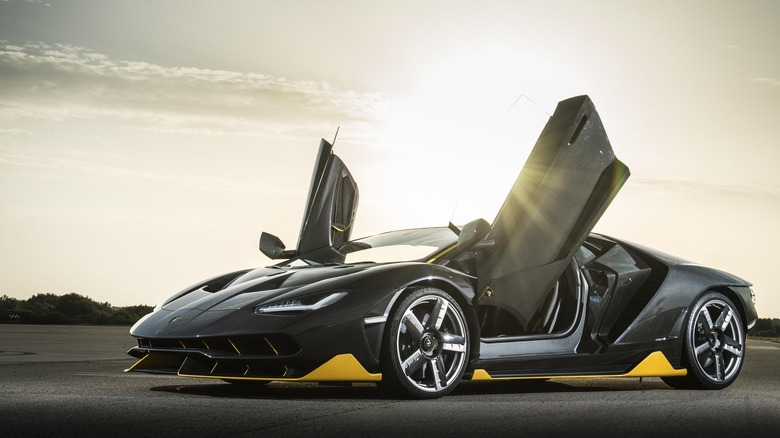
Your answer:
130,263 -> 390,338
161,264 -> 376,313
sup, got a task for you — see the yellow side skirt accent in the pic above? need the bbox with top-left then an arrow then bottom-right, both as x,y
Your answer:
159,353 -> 383,382
470,351 -> 687,381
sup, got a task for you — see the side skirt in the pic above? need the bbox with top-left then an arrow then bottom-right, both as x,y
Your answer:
470,351 -> 686,380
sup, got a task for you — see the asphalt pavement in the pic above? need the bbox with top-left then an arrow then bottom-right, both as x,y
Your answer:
1,324 -> 778,437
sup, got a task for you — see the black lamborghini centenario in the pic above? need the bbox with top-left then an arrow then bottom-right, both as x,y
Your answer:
127,95 -> 757,398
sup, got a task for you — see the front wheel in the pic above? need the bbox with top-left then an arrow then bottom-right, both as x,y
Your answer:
663,291 -> 745,390
381,288 -> 470,399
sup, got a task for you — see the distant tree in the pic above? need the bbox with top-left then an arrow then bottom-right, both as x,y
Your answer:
55,293 -> 97,321
1,295 -> 21,308
1,295 -> 24,323
116,305 -> 154,323
26,293 -> 60,316
0,293 -> 153,325
752,318 -> 780,338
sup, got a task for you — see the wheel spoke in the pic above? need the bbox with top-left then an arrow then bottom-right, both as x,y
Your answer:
437,357 -> 449,387
430,357 -> 447,390
715,353 -> 725,381
723,344 -> 741,357
441,332 -> 466,352
428,297 -> 448,330
401,349 -> 426,376
694,342 -> 710,360
723,333 -> 741,347
718,308 -> 733,332
700,310 -> 714,337
702,353 -> 714,369
429,359 -> 441,391
723,333 -> 742,356
402,312 -> 425,339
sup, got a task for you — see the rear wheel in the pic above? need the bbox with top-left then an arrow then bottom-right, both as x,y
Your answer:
381,288 -> 469,399
663,292 -> 745,390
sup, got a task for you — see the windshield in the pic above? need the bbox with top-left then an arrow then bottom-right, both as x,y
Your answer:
336,227 -> 457,264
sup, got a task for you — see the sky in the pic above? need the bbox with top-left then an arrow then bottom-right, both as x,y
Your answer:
0,0 -> 778,318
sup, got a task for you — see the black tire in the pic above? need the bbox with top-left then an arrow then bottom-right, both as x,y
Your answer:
662,291 -> 745,390
381,288 -> 469,399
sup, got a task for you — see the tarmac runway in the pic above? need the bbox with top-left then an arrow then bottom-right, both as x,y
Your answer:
1,324 -> 778,437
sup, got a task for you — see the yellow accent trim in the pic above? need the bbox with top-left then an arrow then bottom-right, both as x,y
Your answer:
303,354 -> 381,381
244,365 -> 250,376
228,338 -> 241,356
470,369 -> 494,380
179,340 -> 186,348
623,351 -> 688,377
331,224 -> 346,232
426,243 -> 457,263
125,356 -> 147,372
210,360 -> 219,374
264,337 -> 279,356
124,353 -> 182,372
202,340 -> 209,350
470,351 -> 687,381
177,353 -> 382,382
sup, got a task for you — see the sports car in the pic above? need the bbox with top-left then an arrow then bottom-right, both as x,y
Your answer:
127,95 -> 757,398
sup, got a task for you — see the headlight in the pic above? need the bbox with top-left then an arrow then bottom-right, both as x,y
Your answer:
254,291 -> 348,314
750,288 -> 756,305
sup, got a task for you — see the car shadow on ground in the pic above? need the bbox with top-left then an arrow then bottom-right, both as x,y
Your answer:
149,377 -> 670,400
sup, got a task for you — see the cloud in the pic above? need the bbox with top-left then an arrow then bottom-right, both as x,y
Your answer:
0,144 -> 282,194
0,41 -> 390,137
631,176 -> 780,200
751,77 -> 780,87
1,0 -> 51,6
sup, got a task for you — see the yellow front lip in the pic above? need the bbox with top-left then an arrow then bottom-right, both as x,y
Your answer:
126,352 -> 383,382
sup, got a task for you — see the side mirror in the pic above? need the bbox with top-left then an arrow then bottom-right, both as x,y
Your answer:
457,218 -> 494,251
259,232 -> 296,259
